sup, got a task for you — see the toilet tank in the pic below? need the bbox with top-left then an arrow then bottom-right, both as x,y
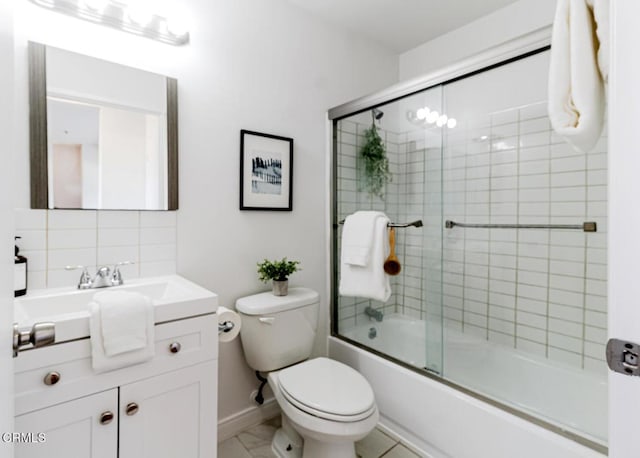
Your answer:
236,287 -> 319,372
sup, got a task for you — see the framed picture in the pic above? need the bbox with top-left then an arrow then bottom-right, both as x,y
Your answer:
240,129 -> 293,211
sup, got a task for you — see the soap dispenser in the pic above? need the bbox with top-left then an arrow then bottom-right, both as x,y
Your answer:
14,236 -> 27,297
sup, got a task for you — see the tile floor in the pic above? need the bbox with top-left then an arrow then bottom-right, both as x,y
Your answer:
218,416 -> 422,458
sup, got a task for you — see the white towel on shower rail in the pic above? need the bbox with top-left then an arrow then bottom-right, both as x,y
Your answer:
341,211 -> 387,266
548,0 -> 608,154
339,212 -> 391,302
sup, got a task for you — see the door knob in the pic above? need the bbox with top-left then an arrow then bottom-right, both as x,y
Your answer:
13,322 -> 55,357
169,342 -> 181,354
100,411 -> 114,425
43,371 -> 61,386
125,402 -> 139,416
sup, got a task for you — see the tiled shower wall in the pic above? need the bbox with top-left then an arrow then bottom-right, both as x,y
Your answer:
336,120 -> 441,331
15,209 -> 177,290
335,101 -> 607,374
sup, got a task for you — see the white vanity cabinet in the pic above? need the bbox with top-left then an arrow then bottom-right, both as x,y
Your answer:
14,314 -> 218,458
14,389 -> 118,458
119,361 -> 216,458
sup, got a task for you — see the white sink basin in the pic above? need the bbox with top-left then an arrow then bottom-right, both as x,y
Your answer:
15,275 -> 218,343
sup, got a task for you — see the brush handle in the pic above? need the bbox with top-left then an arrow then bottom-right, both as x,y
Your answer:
383,227 -> 401,276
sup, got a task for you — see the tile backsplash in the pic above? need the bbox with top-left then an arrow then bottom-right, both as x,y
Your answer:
15,209 -> 177,290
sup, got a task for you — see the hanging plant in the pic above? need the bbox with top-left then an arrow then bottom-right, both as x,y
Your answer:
360,123 -> 391,199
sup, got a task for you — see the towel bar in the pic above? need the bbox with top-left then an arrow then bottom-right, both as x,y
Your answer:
337,219 -> 423,228
445,220 -> 597,232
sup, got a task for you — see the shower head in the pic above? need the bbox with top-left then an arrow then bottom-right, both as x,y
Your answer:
372,108 -> 384,120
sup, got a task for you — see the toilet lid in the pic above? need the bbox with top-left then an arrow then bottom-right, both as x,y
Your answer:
277,357 -> 376,422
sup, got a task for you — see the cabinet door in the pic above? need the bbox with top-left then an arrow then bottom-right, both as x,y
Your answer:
14,389 -> 118,458
119,361 -> 217,458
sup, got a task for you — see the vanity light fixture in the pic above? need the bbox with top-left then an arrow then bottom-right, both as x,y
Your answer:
28,0 -> 190,46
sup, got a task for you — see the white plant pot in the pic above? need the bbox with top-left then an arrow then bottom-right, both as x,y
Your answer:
272,279 -> 289,296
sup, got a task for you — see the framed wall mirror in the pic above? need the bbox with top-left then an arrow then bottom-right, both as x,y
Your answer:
29,42 -> 178,210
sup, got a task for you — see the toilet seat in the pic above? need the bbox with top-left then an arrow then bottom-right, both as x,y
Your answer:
277,357 -> 376,422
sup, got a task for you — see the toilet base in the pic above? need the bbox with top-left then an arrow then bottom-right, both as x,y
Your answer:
272,428 -> 358,458
272,415 -> 303,458
302,437 -> 357,458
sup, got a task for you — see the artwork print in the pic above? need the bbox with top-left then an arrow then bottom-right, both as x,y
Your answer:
240,130 -> 293,211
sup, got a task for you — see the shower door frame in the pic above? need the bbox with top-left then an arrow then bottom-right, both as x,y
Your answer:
329,26 -> 607,455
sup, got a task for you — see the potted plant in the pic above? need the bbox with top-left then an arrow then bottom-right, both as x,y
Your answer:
360,122 -> 391,199
257,257 -> 301,296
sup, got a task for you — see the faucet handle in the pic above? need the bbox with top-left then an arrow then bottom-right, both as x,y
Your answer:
65,265 -> 92,289
111,261 -> 135,286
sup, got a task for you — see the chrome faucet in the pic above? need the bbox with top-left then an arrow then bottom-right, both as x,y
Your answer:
364,305 -> 384,322
66,261 -> 134,289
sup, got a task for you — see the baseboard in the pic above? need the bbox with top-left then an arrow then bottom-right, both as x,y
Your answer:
217,398 -> 280,442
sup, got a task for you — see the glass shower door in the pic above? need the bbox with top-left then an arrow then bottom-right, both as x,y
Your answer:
439,49 -> 608,446
334,86 -> 445,376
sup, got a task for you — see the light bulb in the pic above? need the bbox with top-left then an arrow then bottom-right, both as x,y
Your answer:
126,1 -> 153,26
447,118 -> 457,129
436,114 -> 448,127
426,111 -> 439,124
166,16 -> 188,36
159,2 -> 189,36
82,0 -> 108,12
416,108 -> 428,120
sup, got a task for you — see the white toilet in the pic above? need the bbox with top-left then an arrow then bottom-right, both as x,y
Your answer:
236,288 -> 379,458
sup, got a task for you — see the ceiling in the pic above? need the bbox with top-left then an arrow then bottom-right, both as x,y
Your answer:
285,0 -> 521,53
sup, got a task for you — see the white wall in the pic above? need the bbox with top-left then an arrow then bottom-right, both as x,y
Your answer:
12,0 -> 397,428
174,0 -> 398,422
0,2 -> 14,457
399,0 -> 556,81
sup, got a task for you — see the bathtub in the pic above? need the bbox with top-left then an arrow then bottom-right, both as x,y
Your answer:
331,314 -> 607,458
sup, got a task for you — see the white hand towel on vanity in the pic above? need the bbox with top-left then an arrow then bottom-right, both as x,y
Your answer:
89,290 -> 155,373
339,211 -> 391,302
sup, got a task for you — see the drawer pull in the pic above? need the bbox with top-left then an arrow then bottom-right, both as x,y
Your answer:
43,371 -> 60,386
126,402 -> 139,416
100,411 -> 114,425
169,342 -> 181,354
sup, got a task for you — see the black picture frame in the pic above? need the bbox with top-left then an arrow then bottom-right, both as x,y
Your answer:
240,129 -> 293,211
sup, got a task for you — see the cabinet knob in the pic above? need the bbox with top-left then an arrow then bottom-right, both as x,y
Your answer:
125,402 -> 139,416
100,411 -> 114,425
43,371 -> 60,386
169,342 -> 181,354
